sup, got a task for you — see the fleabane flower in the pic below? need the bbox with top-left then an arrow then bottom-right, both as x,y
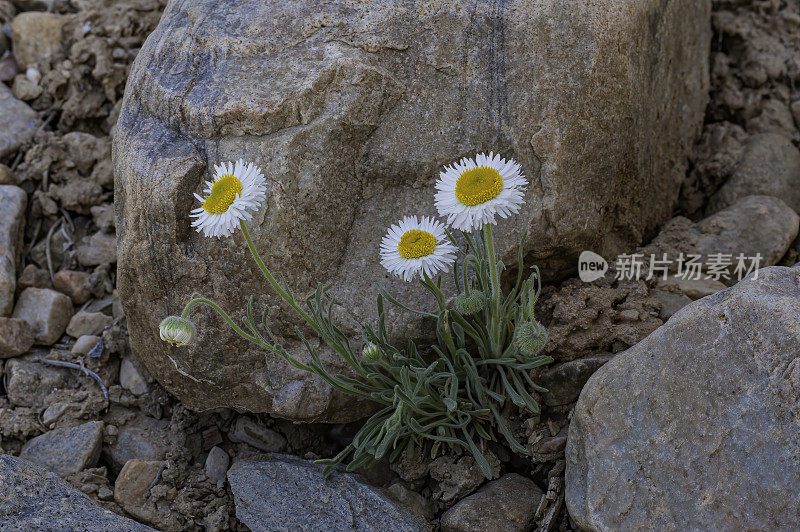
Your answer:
362,342 -> 382,361
190,160 -> 267,238
435,152 -> 527,231
159,316 -> 196,346
380,215 -> 456,282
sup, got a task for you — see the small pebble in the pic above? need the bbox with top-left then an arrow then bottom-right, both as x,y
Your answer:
72,334 -> 101,355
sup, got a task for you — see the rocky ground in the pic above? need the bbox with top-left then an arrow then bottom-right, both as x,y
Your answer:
1,0 -> 799,531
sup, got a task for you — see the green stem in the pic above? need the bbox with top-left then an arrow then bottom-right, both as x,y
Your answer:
483,223 -> 503,355
181,296 -> 263,346
239,220 -> 322,337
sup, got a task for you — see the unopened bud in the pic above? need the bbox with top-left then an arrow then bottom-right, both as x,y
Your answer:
159,316 -> 196,347
455,290 -> 486,315
362,342 -> 382,361
514,320 -> 547,357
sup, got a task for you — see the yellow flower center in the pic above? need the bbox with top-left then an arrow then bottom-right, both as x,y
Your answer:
455,166 -> 503,206
398,229 -> 436,259
202,174 -> 242,214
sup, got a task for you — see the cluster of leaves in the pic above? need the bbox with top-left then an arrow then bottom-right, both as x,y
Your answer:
186,228 -> 551,478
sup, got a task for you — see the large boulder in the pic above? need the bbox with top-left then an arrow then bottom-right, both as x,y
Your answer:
113,0 -> 711,419
0,455 -> 155,531
566,264 -> 800,530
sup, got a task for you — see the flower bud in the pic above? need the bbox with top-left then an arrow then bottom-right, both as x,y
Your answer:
159,316 -> 196,346
514,320 -> 547,357
362,342 -> 382,361
455,290 -> 486,315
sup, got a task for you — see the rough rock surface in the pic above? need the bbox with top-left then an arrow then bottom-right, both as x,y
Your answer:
0,455 -> 155,531
4,357 -> 72,408
52,269 -> 92,304
566,265 -> 800,530
0,84 -> 37,159
227,455 -> 428,531
641,195 -> 799,282
707,133 -> 800,214
10,12 -> 69,69
19,420 -> 104,477
114,459 -> 165,526
0,317 -> 34,358
0,185 -> 26,315
440,473 -> 543,532
113,0 -> 711,417
103,414 -> 171,474
66,310 -> 112,338
11,287 -> 73,345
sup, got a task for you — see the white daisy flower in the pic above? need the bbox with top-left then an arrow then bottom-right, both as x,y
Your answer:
190,159 -> 267,238
434,152 -> 527,232
380,216 -> 457,282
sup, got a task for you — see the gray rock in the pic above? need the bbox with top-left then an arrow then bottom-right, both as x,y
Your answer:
228,416 -> 286,453
0,185 -> 26,316
693,196 -> 799,269
114,0 -> 711,420
41,402 -> 80,428
19,421 -> 104,477
113,459 -> 165,527
0,83 -> 37,159
5,357 -> 71,407
11,287 -> 73,345
17,264 -> 52,290
0,455 -> 155,531
11,74 -> 42,101
566,264 -> 800,530
643,195 -> 799,285
429,453 -> 499,504
104,414 -> 171,474
204,446 -> 229,484
539,355 -> 614,407
10,12 -> 68,69
75,230 -> 117,266
708,133 -> 800,214
228,455 -> 429,531
71,334 -> 101,355
387,483 -> 435,522
119,356 -> 149,395
0,317 -> 34,358
440,473 -> 543,532
66,310 -> 112,338
53,269 -> 92,304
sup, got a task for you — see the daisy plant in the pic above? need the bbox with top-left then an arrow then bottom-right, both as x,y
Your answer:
161,153 -> 551,479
